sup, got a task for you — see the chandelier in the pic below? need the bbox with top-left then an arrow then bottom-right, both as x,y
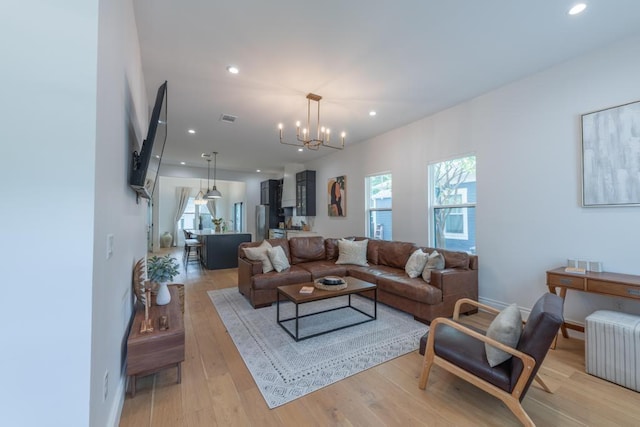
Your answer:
278,93 -> 345,150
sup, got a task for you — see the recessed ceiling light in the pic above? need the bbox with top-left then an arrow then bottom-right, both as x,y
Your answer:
180,161 -> 186,165
256,169 -> 261,173
568,3 -> 587,15
155,155 -> 160,159
227,65 -> 239,74
187,129 -> 196,134
369,110 -> 377,116
298,148 -> 304,152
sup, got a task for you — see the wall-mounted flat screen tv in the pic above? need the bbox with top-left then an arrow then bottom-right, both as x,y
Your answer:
129,80 -> 167,199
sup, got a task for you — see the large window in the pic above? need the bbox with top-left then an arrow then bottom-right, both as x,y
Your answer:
179,198 -> 212,231
429,155 -> 476,254
366,173 -> 392,240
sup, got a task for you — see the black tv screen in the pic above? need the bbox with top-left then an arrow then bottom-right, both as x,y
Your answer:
130,81 -> 168,199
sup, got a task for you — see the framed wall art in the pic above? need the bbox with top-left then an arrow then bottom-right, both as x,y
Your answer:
581,100 -> 640,207
327,175 -> 346,217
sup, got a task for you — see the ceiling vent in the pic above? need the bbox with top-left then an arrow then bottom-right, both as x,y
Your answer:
220,114 -> 238,124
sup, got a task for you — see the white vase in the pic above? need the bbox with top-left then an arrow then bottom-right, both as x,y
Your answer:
155,282 -> 171,305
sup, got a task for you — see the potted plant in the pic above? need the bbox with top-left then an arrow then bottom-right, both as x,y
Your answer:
147,255 -> 180,305
213,217 -> 224,233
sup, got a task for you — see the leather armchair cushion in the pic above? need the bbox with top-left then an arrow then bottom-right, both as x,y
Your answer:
298,260 -> 348,280
251,266 -> 311,291
377,275 -> 442,305
434,322 -> 512,392
347,265 -> 397,284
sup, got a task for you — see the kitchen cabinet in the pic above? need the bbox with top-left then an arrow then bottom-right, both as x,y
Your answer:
296,170 -> 316,216
260,179 -> 280,206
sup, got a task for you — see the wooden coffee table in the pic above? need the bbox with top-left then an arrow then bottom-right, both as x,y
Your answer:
276,277 -> 377,341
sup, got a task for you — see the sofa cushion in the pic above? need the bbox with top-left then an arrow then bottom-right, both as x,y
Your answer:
443,250 -> 470,270
377,241 -> 415,269
251,266 -> 311,291
243,240 -> 274,273
405,249 -> 429,278
377,275 -> 443,305
289,236 -> 326,264
325,238 -> 340,261
297,260 -> 348,280
336,239 -> 369,266
267,245 -> 290,272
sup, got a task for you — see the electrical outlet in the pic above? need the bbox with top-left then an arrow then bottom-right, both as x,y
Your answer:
103,370 -> 109,401
615,300 -> 623,311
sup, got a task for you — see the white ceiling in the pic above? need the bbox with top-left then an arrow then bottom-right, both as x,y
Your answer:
133,0 -> 640,174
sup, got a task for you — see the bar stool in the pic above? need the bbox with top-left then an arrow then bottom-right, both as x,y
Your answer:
182,230 -> 202,266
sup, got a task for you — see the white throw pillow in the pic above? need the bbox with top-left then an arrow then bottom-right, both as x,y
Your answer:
485,303 -> 523,367
267,245 -> 290,272
243,240 -> 274,273
405,249 -> 429,278
422,250 -> 445,283
335,239 -> 369,266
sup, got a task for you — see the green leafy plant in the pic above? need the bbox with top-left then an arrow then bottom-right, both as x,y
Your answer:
147,255 -> 180,283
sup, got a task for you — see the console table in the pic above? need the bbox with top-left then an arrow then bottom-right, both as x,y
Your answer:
126,286 -> 185,396
546,267 -> 640,338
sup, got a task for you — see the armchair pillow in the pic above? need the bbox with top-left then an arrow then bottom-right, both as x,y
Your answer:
421,250 -> 445,283
405,249 -> 429,278
485,303 -> 522,367
267,245 -> 290,272
243,240 -> 274,273
335,238 -> 369,267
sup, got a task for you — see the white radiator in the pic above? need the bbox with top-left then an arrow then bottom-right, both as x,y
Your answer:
585,310 -> 640,392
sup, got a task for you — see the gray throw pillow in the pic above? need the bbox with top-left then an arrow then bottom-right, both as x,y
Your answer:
267,245 -> 290,272
405,249 -> 429,278
421,250 -> 445,283
335,239 -> 369,266
485,303 -> 522,367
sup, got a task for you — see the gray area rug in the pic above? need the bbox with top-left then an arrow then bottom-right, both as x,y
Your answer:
208,287 -> 428,408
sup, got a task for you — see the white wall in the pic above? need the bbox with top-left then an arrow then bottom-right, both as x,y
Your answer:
1,1 -> 98,426
0,1 -> 149,426
307,33 -> 640,326
92,0 -> 149,426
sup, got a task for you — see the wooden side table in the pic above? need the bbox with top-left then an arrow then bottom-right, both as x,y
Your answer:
126,286 -> 185,397
546,267 -> 640,338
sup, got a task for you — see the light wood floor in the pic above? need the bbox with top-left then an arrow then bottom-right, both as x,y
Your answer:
120,249 -> 640,426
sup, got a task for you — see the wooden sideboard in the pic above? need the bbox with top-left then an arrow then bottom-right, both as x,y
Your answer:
546,267 -> 640,337
126,286 -> 185,396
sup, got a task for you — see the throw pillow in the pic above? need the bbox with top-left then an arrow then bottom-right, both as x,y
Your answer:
485,303 -> 523,367
267,245 -> 290,272
243,240 -> 274,273
405,249 -> 429,278
421,250 -> 445,283
335,238 -> 369,266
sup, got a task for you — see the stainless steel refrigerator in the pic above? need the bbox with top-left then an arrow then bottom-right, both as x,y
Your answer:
255,205 -> 268,240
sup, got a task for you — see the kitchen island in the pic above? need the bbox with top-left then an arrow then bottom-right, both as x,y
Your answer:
189,230 -> 251,270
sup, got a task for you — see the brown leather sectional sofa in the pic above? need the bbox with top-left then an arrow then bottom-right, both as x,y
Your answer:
237,236 -> 478,323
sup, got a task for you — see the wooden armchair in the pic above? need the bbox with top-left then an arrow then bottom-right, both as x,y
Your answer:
418,293 -> 564,427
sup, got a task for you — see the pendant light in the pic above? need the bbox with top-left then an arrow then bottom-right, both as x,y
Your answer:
205,151 -> 222,199
194,179 -> 206,205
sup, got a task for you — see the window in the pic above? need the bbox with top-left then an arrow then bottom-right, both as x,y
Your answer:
234,202 -> 243,232
429,155 -> 476,254
366,173 -> 392,240
179,197 -> 196,231
179,198 -> 212,231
